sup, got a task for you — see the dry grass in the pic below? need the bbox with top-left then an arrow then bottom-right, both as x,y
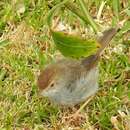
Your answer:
0,0 -> 130,129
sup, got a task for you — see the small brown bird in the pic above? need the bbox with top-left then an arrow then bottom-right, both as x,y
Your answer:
37,27 -> 120,106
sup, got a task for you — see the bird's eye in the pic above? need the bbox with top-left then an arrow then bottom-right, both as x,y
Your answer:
50,83 -> 54,88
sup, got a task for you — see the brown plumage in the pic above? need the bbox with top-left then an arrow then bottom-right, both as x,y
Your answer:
38,67 -> 56,90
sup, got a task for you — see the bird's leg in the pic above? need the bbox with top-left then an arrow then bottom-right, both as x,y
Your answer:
74,96 -> 94,116
63,96 -> 94,120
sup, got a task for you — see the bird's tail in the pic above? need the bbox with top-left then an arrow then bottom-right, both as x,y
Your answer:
81,20 -> 126,67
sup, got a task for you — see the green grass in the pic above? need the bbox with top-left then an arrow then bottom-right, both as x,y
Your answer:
0,0 -> 130,129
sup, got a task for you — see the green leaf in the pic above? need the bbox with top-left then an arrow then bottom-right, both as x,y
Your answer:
52,31 -> 100,59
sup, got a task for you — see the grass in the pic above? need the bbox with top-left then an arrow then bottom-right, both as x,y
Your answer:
0,0 -> 130,129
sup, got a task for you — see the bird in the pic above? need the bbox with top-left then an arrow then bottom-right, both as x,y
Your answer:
37,26 -> 120,106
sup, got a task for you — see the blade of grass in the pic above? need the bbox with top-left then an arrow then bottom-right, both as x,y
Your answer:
65,2 -> 89,24
112,0 -> 120,21
77,0 -> 99,33
97,1 -> 106,21
0,39 -> 10,48
47,0 -> 70,28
